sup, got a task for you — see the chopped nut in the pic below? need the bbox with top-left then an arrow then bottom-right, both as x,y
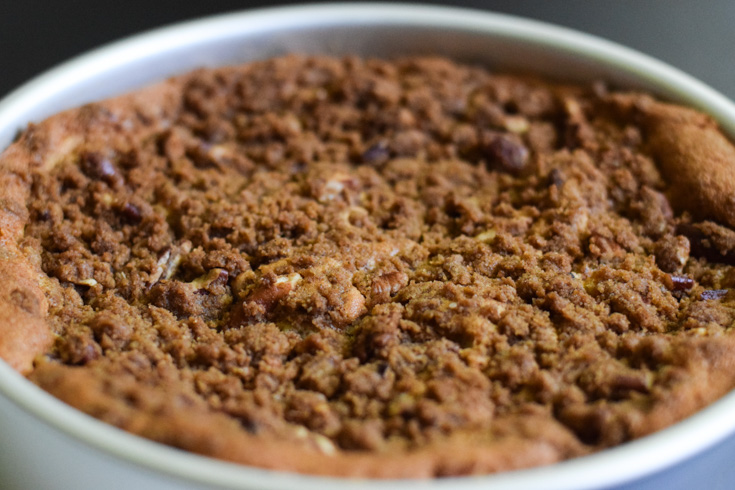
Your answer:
474,229 -> 497,243
371,271 -> 408,297
655,235 -> 690,273
101,193 -> 114,206
669,274 -> 694,292
340,206 -> 369,228
313,434 -> 336,455
548,168 -> 565,188
571,209 -> 589,234
337,286 -> 367,324
563,98 -> 584,120
190,269 -> 229,292
275,272 -> 302,287
81,152 -> 119,183
482,133 -> 529,174
323,180 -> 344,199
120,202 -> 142,224
208,144 -> 232,162
677,222 -> 735,265
248,273 -> 302,310
166,241 -> 192,279
485,300 -> 506,322
317,173 -> 359,202
148,250 -> 171,285
149,241 -> 192,285
610,373 -> 650,398
362,141 -> 390,164
700,289 -> 728,301
504,115 -> 530,134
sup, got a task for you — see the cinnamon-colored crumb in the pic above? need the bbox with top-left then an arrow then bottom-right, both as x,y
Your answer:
3,55 -> 735,478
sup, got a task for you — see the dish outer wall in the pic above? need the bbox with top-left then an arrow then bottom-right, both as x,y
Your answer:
1,3 -> 735,490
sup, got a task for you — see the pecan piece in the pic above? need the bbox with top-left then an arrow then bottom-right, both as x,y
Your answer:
700,289 -> 728,301
669,274 -> 694,292
362,141 -> 390,164
335,286 -> 367,325
81,151 -> 119,184
148,241 -> 192,285
609,373 -> 651,401
120,202 -> 142,224
482,133 -> 529,174
191,268 -> 229,293
654,235 -> 690,272
370,271 -> 408,306
248,273 -> 302,311
548,168 -> 565,189
228,272 -> 303,328
677,222 -> 735,265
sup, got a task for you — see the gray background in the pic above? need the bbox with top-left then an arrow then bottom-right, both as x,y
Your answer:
1,0 -> 733,100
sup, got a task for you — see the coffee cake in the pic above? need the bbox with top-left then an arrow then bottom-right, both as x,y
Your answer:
3,55 -> 735,477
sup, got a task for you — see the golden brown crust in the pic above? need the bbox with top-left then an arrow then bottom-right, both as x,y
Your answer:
31,361 -> 581,477
640,335 -> 735,436
612,94 -> 735,228
0,127 -> 52,373
0,80 -> 181,373
647,104 -> 735,228
4,56 -> 735,478
0,255 -> 51,374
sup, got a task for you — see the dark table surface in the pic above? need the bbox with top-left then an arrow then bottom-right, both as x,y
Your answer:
1,0 -> 734,101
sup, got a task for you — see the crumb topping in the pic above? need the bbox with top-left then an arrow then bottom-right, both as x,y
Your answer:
7,55 -> 735,477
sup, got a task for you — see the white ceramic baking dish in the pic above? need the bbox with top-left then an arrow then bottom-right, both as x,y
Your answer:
2,3 -> 735,489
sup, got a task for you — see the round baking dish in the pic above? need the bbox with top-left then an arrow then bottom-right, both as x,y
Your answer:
2,3 -> 735,490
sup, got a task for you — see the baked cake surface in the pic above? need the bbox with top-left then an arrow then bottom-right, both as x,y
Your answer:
3,55 -> 735,477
